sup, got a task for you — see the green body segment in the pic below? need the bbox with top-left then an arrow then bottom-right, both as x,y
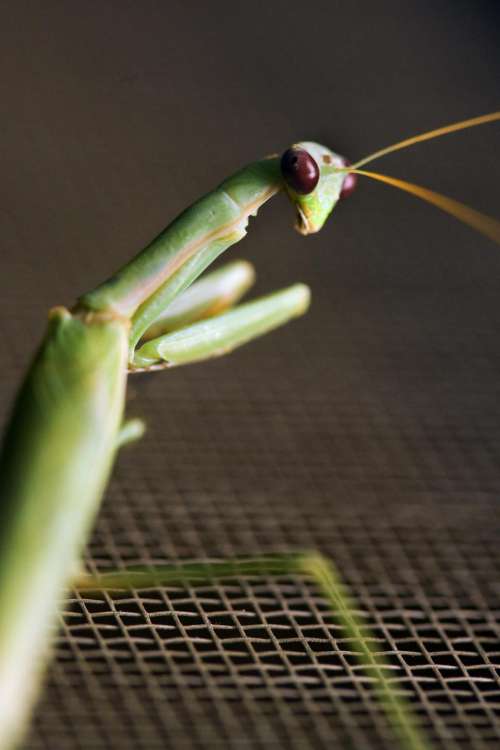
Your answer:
79,158 -> 282,326
0,309 -> 128,750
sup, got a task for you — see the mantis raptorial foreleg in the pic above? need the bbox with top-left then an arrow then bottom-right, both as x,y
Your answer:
132,283 -> 310,370
141,259 -> 256,340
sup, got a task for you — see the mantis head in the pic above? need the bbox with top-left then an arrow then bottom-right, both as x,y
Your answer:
280,112 -> 500,244
280,142 -> 356,235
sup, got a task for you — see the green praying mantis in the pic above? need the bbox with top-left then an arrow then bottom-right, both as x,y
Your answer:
1,112 -> 499,750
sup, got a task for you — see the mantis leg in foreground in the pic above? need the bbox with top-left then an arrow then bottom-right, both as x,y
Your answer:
1,113 -> 499,750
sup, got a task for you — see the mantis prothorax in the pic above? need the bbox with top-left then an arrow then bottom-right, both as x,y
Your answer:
0,111 -> 499,750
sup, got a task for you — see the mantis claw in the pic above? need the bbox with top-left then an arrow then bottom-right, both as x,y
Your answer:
140,259 -> 256,341
130,283 -> 311,370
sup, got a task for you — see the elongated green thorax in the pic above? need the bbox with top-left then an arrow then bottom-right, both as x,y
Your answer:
0,308 -> 128,750
78,159 -> 282,332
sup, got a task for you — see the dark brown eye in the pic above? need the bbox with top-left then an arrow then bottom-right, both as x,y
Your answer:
280,147 -> 320,195
338,158 -> 358,200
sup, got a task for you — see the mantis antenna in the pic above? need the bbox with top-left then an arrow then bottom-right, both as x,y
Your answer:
351,111 -> 500,169
348,168 -> 500,244
335,111 -> 500,243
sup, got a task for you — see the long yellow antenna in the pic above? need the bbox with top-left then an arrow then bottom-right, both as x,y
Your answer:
351,112 -> 500,169
350,169 -> 500,245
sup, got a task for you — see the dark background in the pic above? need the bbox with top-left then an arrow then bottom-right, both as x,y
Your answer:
1,2 -> 500,748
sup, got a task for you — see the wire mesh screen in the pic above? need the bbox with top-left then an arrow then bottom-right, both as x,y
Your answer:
17,288 -> 500,750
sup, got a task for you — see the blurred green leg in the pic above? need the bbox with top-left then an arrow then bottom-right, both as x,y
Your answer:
75,554 -> 429,750
115,418 -> 146,449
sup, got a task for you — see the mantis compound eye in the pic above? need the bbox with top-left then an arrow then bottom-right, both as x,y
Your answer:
338,158 -> 358,200
280,147 -> 320,195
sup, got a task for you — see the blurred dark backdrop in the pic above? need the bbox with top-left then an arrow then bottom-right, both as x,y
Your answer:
1,2 -> 500,749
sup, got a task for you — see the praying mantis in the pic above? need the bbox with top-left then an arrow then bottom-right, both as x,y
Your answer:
0,112 -> 499,750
